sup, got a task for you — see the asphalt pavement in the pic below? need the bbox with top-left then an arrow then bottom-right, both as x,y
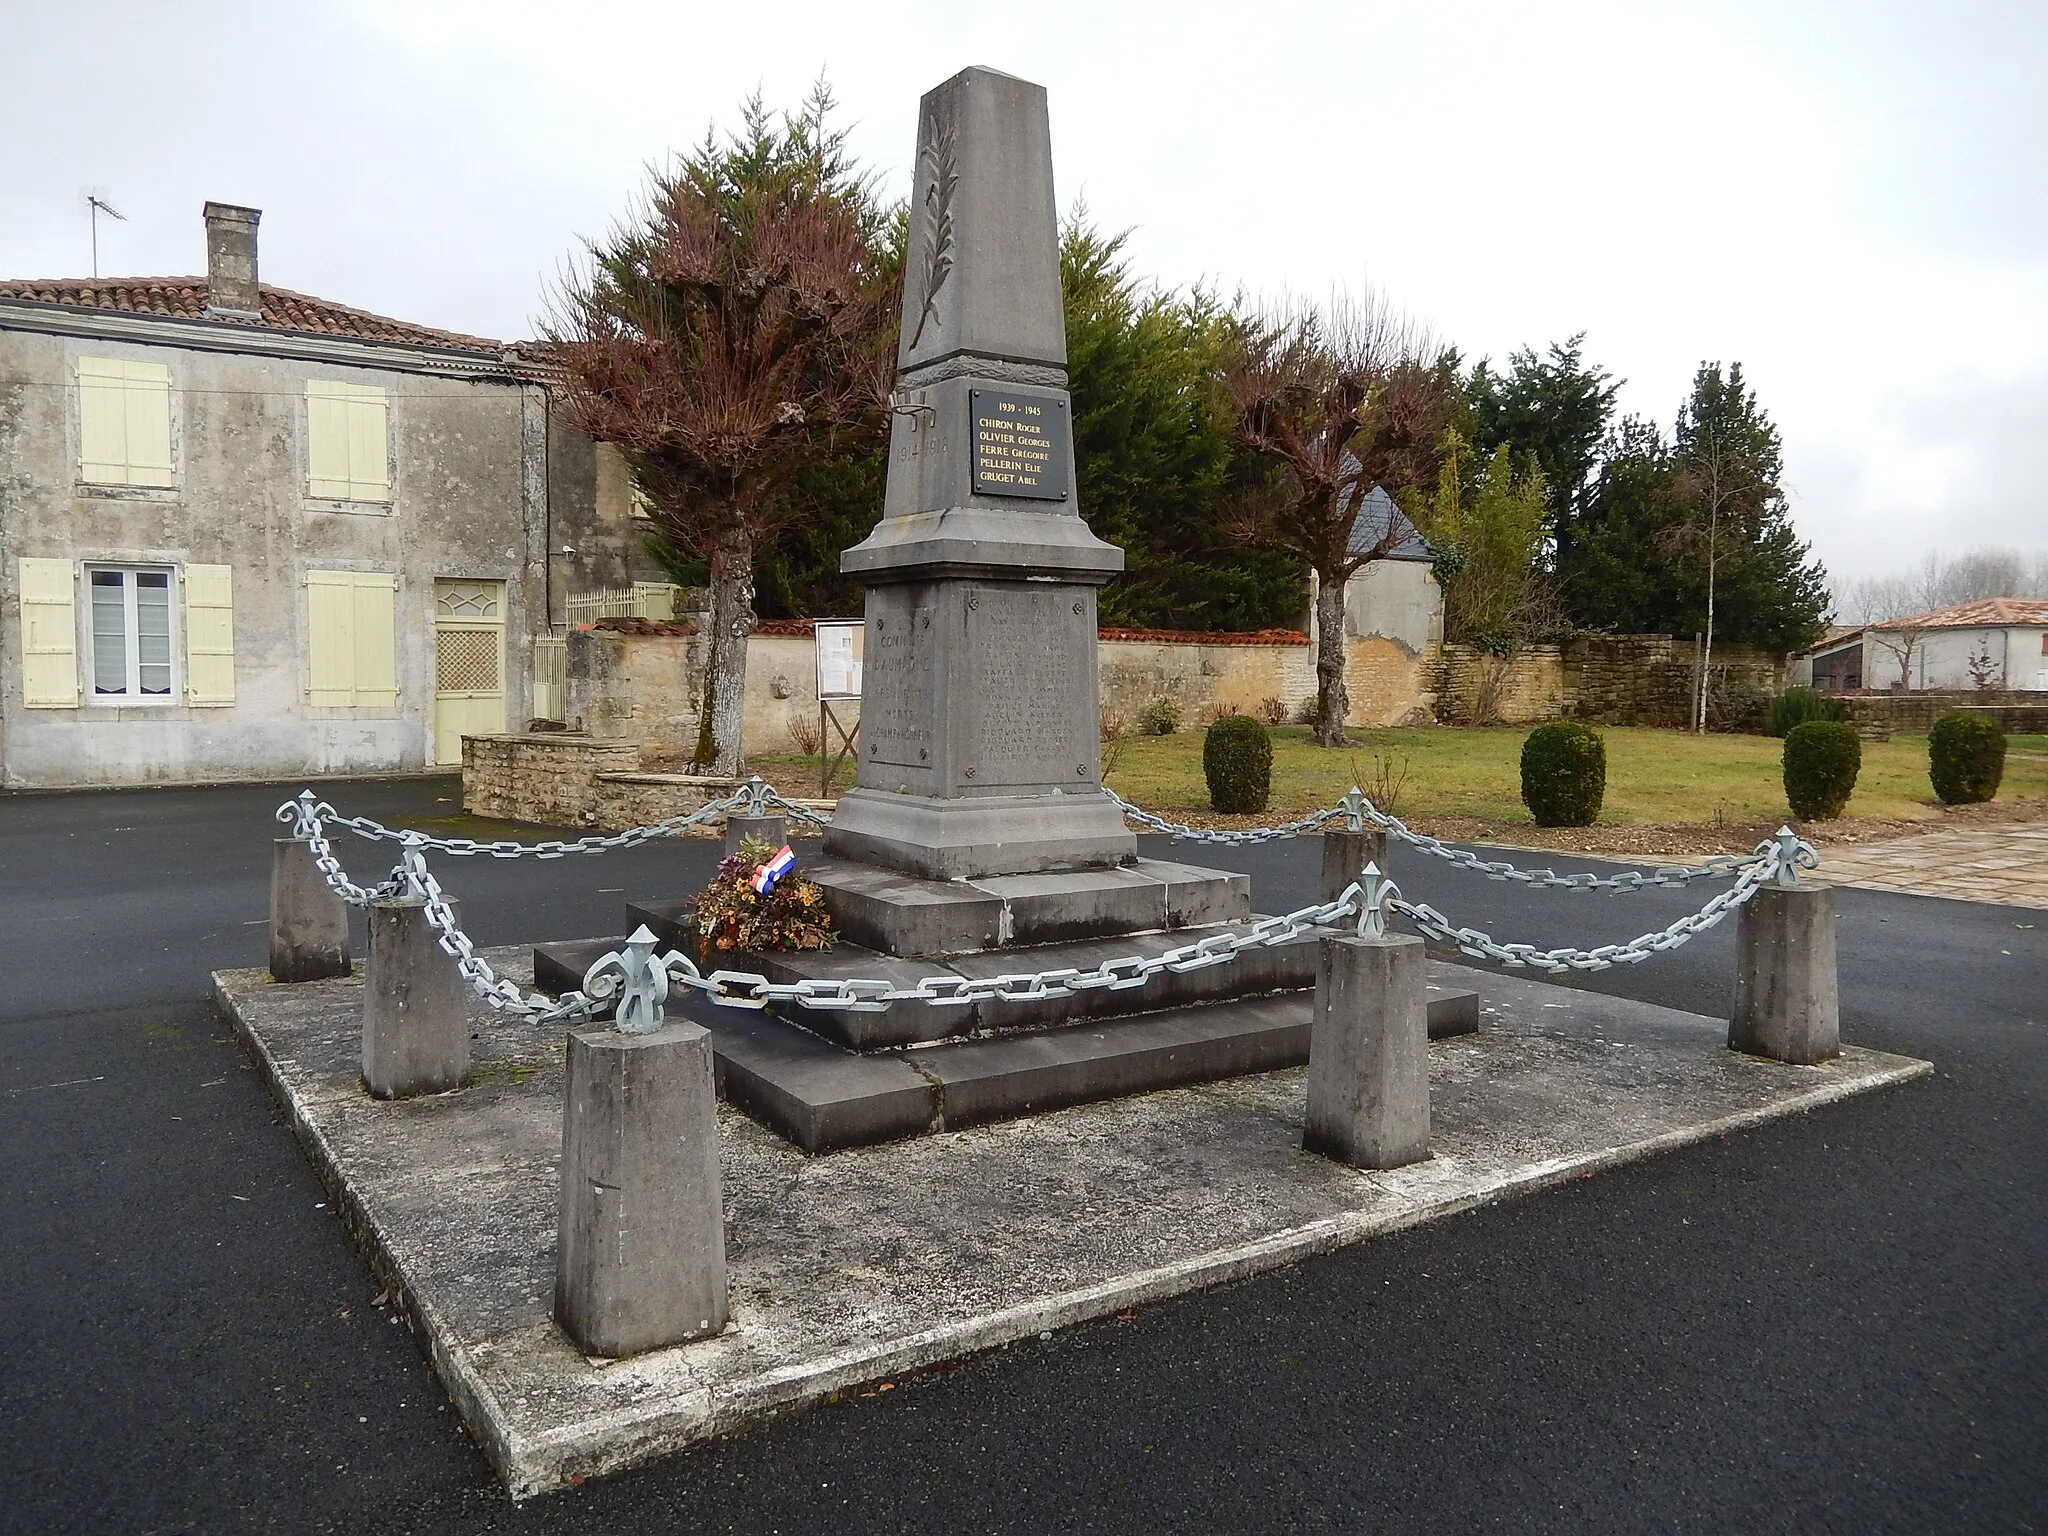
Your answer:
1,776 -> 2042,1534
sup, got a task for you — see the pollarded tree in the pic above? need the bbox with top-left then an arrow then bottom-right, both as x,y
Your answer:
545,85 -> 898,773
1220,293 -> 1454,745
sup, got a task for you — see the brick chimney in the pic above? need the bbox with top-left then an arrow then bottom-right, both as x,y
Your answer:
202,201 -> 262,319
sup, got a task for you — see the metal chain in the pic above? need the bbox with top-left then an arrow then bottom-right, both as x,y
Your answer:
274,779 -> 1818,1021
1103,787 -> 1349,845
1108,785 -> 1788,893
1387,835 -> 1799,973
273,783 -> 765,861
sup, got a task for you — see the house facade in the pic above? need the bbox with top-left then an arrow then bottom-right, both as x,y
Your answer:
0,201 -> 652,788
1856,600 -> 2048,693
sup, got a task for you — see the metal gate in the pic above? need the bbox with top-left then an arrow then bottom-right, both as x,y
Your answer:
433,579 -> 506,764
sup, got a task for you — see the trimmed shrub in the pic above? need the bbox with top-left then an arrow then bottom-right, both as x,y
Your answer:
1764,686 -> 1846,739
1519,722 -> 1607,827
1783,720 -> 1861,820
1204,713 -> 1273,814
1137,694 -> 1183,736
1928,711 -> 2006,805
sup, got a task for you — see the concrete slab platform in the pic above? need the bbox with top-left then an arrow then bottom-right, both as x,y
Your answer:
213,950 -> 1929,1502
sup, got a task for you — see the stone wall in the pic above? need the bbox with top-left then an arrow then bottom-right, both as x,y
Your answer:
1098,631 -> 1316,726
1838,691 -> 2048,740
1432,645 -> 1566,726
1565,635 -> 1785,728
462,733 -> 639,826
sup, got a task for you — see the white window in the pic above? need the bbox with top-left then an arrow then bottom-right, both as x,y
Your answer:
87,567 -> 176,700
306,381 -> 390,503
77,357 -> 175,487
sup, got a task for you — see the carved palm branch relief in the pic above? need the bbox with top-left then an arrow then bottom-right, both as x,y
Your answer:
907,118 -> 958,350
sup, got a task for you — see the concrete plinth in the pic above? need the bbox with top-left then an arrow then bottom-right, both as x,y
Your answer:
1321,828 -> 1390,905
270,838 -> 350,982
723,814 -> 788,857
1731,883 -> 1840,1066
1304,933 -> 1430,1169
362,896 -> 468,1099
555,1021 -> 728,1358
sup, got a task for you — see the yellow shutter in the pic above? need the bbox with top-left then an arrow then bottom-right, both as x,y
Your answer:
351,573 -> 399,707
307,381 -> 389,502
77,357 -> 173,487
121,360 -> 176,487
305,570 -> 358,705
77,358 -> 129,484
347,387 -> 389,501
183,564 -> 236,706
18,558 -> 79,708
307,382 -> 353,499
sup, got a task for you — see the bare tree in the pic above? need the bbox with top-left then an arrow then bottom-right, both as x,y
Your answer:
1219,291 -> 1453,745
545,87 -> 897,774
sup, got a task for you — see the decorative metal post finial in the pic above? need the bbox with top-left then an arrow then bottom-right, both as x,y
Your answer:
1355,861 -> 1401,938
1772,826 -> 1803,888
1341,787 -> 1368,832
591,925 -> 671,1035
741,776 -> 772,819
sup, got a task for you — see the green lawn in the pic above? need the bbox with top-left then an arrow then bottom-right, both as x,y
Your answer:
749,724 -> 2048,829
1096,725 -> 2048,826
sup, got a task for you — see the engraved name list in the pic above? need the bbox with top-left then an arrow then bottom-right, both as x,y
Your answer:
969,387 -> 1070,502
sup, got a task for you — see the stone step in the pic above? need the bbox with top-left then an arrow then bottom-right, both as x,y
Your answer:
801,854 -> 1252,957
691,976 -> 1477,1155
534,934 -> 1480,1156
564,913 -> 1478,1052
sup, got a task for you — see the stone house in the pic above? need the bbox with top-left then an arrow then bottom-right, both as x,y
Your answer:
0,201 -> 653,788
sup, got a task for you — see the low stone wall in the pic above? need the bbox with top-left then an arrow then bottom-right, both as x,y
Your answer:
1098,631 -> 1316,726
1839,691 -> 2048,740
462,734 -> 641,827
590,773 -> 741,835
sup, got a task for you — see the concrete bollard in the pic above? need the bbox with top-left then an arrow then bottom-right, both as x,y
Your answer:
361,896 -> 469,1099
724,813 -> 788,857
270,838 -> 351,982
555,1020 -> 728,1357
1322,827 -> 1390,905
1730,883 -> 1840,1066
1303,932 -> 1431,1170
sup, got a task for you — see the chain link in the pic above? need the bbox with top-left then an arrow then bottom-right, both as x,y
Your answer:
1107,785 -> 1793,893
272,779 -> 1818,1023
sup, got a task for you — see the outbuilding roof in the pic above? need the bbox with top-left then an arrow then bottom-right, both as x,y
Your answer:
0,276 -> 501,353
1869,598 -> 2048,630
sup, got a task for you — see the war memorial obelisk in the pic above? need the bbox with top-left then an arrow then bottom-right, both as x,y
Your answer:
572,67 -> 1481,1151
823,65 -> 1138,883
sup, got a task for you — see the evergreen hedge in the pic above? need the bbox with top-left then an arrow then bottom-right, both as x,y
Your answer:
1519,722 -> 1607,827
1927,711 -> 2005,805
1782,720 -> 1861,820
1764,685 -> 1846,738
1203,713 -> 1273,814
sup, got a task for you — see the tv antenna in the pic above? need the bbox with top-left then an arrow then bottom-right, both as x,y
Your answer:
83,191 -> 127,278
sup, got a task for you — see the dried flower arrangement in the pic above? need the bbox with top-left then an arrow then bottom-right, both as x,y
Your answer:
690,835 -> 835,960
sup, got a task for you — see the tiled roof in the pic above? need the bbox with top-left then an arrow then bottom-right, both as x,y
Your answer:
1871,598 -> 2048,630
0,277 -> 501,353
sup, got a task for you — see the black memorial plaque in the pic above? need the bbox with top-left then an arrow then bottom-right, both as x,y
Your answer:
970,387 -> 1070,501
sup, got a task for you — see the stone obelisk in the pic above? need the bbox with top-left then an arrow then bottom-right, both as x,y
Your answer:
826,66 -> 1138,882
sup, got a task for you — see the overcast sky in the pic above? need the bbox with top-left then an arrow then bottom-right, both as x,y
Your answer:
4,0 -> 2042,586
